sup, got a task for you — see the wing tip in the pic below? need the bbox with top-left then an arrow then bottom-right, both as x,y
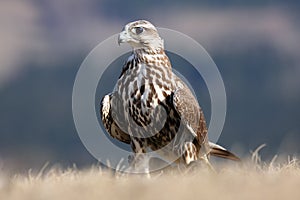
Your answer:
209,142 -> 241,161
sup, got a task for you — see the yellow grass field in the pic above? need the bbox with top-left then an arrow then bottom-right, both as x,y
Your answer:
1,152 -> 300,200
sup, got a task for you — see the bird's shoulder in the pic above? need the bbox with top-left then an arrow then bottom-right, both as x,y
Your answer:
100,93 -> 131,144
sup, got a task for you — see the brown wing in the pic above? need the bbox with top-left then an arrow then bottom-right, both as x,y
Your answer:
172,75 -> 209,149
100,93 -> 131,144
172,76 -> 240,161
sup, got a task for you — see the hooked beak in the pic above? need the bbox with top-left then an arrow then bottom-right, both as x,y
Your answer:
118,31 -> 127,45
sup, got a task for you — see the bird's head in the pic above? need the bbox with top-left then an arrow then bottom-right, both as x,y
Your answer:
118,20 -> 164,51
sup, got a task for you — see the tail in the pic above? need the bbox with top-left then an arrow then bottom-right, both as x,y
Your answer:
209,142 -> 240,161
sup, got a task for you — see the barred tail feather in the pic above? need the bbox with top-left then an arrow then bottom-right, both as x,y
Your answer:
209,142 -> 240,161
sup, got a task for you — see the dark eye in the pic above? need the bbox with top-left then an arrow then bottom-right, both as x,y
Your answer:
135,27 -> 144,34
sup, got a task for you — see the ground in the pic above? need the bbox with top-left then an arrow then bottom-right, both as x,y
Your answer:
0,153 -> 299,200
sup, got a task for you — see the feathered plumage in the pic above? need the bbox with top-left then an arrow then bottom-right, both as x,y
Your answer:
100,20 -> 239,172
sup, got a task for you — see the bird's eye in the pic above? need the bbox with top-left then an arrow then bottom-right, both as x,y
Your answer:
134,27 -> 144,34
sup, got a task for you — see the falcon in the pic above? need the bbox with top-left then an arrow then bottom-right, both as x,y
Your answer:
100,20 -> 239,173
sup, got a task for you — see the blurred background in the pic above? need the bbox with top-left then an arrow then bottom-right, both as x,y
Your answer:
0,0 -> 299,173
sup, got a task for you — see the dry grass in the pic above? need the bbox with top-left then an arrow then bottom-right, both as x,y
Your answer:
0,148 -> 300,200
